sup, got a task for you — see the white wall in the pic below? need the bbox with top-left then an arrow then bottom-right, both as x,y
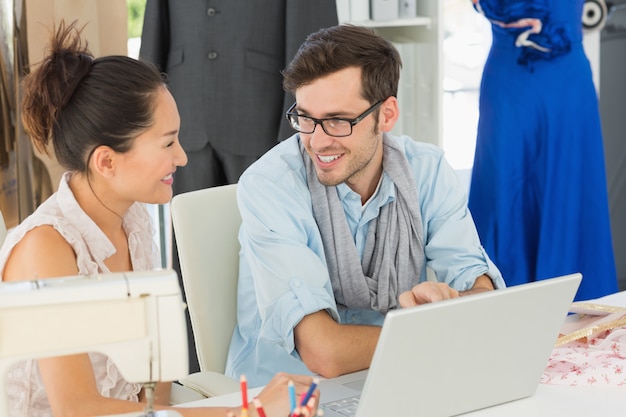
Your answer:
583,31 -> 601,92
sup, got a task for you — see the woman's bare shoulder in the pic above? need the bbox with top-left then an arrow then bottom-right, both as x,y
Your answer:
3,225 -> 78,281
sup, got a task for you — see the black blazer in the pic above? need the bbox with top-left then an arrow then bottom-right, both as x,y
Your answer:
139,0 -> 338,155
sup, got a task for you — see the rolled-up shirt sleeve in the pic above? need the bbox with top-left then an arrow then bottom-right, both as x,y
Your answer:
226,148 -> 340,385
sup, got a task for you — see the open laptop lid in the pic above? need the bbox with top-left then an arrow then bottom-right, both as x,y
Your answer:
321,273 -> 582,417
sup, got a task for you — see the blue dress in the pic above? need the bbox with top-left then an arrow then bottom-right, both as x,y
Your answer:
468,0 -> 618,300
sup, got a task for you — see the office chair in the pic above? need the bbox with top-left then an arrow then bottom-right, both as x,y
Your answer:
0,210 -> 7,246
170,184 -> 241,398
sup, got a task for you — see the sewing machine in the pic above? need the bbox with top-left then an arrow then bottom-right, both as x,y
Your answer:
0,269 -> 189,416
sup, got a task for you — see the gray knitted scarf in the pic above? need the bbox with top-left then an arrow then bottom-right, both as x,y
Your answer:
301,134 -> 425,314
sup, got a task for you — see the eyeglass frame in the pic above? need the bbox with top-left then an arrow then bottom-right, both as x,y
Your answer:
285,99 -> 385,137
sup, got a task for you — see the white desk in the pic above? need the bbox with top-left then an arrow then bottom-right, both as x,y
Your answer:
178,383 -> 626,416
177,387 -> 261,409
179,291 -> 626,415
462,384 -> 625,416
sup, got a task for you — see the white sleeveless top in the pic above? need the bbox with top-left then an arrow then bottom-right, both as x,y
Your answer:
0,173 -> 161,417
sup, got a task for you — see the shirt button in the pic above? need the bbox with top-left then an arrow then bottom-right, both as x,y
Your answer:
208,51 -> 218,60
207,8 -> 217,16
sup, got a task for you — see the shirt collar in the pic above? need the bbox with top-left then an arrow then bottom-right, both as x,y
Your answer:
56,172 -> 155,268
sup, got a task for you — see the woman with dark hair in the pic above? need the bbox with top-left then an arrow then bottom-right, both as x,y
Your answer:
0,20 -> 316,417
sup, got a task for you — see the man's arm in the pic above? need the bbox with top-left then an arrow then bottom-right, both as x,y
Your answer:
294,310 -> 381,378
460,274 -> 495,296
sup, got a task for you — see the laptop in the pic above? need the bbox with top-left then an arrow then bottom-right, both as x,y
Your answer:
318,273 -> 582,417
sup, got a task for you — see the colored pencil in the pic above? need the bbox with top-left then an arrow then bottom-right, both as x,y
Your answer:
288,379 -> 297,413
240,375 -> 249,417
299,378 -> 319,407
253,397 -> 267,417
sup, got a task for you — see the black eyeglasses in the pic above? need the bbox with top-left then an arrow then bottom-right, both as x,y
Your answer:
285,99 -> 385,137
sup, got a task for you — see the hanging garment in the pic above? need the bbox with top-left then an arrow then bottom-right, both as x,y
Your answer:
468,0 -> 618,300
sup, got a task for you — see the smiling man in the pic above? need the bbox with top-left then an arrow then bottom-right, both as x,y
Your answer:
225,24 -> 505,387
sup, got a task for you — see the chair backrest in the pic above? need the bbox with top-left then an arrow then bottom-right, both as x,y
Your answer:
170,184 -> 240,374
0,210 -> 6,247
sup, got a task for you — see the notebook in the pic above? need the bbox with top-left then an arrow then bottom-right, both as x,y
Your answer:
318,273 -> 582,417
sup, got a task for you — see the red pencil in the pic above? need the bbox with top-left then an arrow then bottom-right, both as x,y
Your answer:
253,397 -> 267,417
240,375 -> 249,417
304,395 -> 317,415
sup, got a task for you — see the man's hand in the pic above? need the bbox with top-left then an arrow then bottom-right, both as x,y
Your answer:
398,274 -> 495,308
398,282 -> 460,307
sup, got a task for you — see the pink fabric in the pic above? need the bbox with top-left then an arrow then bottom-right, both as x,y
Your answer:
542,327 -> 626,387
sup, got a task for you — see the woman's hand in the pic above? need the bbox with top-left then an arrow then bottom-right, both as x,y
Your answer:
254,372 -> 320,417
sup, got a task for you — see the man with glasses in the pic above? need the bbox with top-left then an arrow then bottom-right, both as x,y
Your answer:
226,24 -> 505,387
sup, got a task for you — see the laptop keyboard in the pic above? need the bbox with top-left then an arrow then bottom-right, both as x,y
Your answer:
322,395 -> 360,417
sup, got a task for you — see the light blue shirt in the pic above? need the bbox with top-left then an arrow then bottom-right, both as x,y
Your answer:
225,134 -> 504,387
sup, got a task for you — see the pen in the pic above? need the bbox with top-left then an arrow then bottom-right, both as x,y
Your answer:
299,378 -> 319,407
288,379 -> 296,413
240,375 -> 249,417
253,397 -> 267,417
